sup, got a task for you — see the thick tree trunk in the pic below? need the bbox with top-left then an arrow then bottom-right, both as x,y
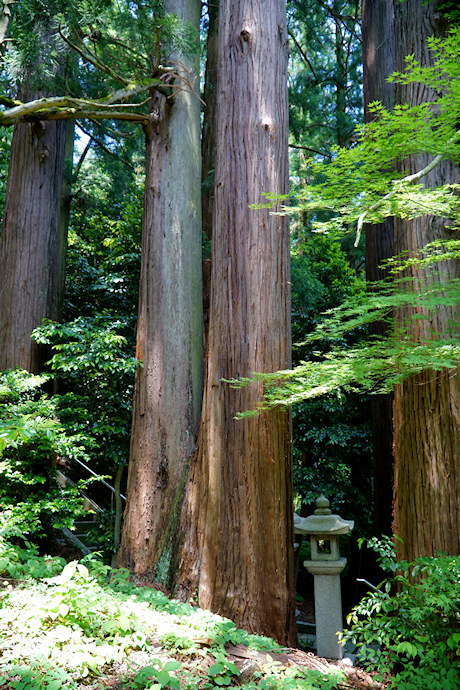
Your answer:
177,0 -> 296,645
0,115 -> 69,372
116,0 -> 203,586
362,0 -> 396,538
392,0 -> 460,560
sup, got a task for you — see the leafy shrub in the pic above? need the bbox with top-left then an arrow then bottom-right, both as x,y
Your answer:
127,660 -> 182,689
39,560 -> 146,642
0,544 -> 348,690
0,370 -> 87,540
2,662 -> 77,690
341,537 -> 460,690
239,660 -> 344,690
0,555 -> 150,681
204,655 -> 239,688
24,316 -> 139,552
0,539 -> 65,579
33,315 -> 137,477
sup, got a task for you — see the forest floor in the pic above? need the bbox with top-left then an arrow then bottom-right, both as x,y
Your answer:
0,543 -> 389,690
91,638 -> 387,690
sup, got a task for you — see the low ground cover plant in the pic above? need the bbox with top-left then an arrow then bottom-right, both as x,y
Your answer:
0,539 -> 346,689
341,537 -> 460,690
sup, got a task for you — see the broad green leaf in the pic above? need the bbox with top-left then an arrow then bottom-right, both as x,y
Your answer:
101,619 -> 118,633
155,670 -> 173,686
117,614 -> 131,631
207,663 -> 224,676
45,680 -> 63,690
58,602 -> 69,618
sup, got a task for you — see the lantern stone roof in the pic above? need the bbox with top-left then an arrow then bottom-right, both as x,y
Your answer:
293,495 -> 354,535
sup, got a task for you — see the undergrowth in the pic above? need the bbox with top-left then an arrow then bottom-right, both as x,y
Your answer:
0,539 -> 345,689
341,537 -> 460,690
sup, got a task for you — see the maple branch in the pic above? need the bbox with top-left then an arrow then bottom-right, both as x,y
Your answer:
354,129 -> 460,247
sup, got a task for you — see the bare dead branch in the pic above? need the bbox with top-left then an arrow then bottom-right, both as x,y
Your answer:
289,143 -> 332,159
76,121 -> 135,171
288,30 -> 319,84
59,25 -> 130,86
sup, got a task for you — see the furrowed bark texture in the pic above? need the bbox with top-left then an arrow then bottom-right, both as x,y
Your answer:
117,0 -> 203,586
362,0 -> 396,538
0,116 -> 68,372
392,0 -> 460,560
177,0 -> 296,645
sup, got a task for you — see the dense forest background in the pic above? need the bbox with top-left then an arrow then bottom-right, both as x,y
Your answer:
0,0 -> 459,663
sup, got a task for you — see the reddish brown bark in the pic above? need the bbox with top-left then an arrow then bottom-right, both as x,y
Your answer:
392,0 -> 460,560
116,0 -> 203,586
0,116 -> 69,372
177,0 -> 296,645
393,371 -> 460,561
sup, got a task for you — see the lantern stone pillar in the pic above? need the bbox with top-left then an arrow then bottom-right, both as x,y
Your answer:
294,495 -> 354,660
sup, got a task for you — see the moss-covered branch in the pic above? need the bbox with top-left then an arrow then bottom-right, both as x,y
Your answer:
0,79 -> 178,126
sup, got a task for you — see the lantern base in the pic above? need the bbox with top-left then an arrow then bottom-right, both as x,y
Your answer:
303,557 -> 347,576
304,557 -> 347,660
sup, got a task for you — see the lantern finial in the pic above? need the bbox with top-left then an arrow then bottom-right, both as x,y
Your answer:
315,495 -> 331,515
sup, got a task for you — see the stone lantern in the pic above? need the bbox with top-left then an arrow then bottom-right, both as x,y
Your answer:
294,495 -> 354,660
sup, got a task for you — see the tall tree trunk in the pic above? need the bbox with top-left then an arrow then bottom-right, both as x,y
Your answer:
0,112 -> 69,373
201,0 -> 218,358
116,0 -> 203,586
0,16 -> 74,375
392,0 -> 460,560
59,120 -> 75,281
177,0 -> 296,646
362,0 -> 396,538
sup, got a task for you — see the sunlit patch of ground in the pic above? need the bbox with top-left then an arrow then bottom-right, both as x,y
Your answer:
0,557 -> 387,689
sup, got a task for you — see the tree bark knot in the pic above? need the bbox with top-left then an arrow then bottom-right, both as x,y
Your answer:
239,29 -> 252,53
